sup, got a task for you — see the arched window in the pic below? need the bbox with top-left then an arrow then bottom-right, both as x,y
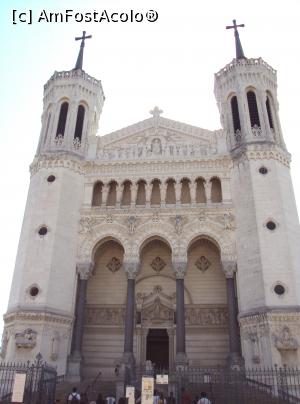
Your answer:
211,178 -> 222,203
166,179 -> 176,205
266,96 -> 274,129
180,178 -> 191,204
150,179 -> 161,205
196,178 -> 206,203
122,181 -> 132,206
56,102 -> 69,137
92,182 -> 103,206
247,91 -> 260,127
74,105 -> 85,141
230,96 -> 241,132
136,180 -> 146,205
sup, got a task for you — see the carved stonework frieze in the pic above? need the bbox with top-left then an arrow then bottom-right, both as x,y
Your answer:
185,307 -> 228,327
15,329 -> 37,349
151,257 -> 166,274
107,257 -> 122,273
136,285 -> 176,309
79,217 -> 97,234
195,256 -> 211,273
85,306 -> 125,326
273,326 -> 299,351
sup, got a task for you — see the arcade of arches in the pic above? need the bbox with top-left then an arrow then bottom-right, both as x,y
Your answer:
73,236 -> 241,379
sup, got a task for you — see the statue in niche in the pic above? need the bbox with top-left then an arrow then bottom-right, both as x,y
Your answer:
151,138 -> 162,155
127,216 -> 137,234
174,215 -> 183,235
223,212 -> 235,230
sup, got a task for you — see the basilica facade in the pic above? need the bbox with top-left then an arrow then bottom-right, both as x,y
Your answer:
2,29 -> 300,381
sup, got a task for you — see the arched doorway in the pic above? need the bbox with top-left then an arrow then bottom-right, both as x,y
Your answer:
82,238 -> 126,379
136,238 -> 175,369
185,237 -> 229,366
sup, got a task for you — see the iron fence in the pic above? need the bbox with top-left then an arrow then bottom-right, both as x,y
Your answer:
0,354 -> 57,404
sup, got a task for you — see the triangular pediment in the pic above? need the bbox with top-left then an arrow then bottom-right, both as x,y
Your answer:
96,114 -> 222,160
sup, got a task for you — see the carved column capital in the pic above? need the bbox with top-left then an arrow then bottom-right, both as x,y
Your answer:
76,262 -> 93,280
172,260 -> 188,279
123,260 -> 140,279
222,260 -> 237,279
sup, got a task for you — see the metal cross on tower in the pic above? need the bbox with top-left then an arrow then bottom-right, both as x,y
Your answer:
74,31 -> 92,70
226,19 -> 246,59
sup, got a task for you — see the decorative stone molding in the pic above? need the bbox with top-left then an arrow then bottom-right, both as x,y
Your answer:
222,261 -> 237,278
106,257 -> 122,273
172,260 -> 188,279
195,256 -> 211,272
76,262 -> 94,280
123,260 -> 140,279
4,311 -> 73,326
30,155 -> 84,177
136,285 -> 176,310
15,329 -> 37,349
150,257 -> 166,274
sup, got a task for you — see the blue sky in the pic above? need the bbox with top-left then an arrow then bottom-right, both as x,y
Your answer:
0,0 -> 300,338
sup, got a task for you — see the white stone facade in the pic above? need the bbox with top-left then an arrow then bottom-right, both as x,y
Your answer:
2,54 -> 300,378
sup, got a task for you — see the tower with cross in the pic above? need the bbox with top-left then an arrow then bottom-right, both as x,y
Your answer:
214,21 -> 300,367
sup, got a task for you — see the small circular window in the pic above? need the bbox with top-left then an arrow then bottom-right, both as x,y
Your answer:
29,286 -> 39,297
38,226 -> 48,236
47,175 -> 56,183
266,221 -> 276,231
259,166 -> 268,175
274,284 -> 285,296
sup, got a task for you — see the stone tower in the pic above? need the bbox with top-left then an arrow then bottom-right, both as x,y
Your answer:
214,21 -> 300,367
2,33 -> 105,375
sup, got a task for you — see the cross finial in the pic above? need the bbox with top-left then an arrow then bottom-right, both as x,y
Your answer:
226,19 -> 246,59
74,31 -> 92,70
150,106 -> 163,118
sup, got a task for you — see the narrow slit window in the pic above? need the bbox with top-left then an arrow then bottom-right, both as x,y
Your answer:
231,96 -> 241,132
266,96 -> 274,129
247,91 -> 260,127
74,105 -> 85,141
56,102 -> 69,137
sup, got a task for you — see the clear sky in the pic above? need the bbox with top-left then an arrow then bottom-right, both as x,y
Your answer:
0,0 -> 300,339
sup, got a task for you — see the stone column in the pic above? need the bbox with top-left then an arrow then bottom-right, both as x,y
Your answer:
190,180 -> 197,205
122,260 -> 140,367
67,261 -> 93,382
173,260 -> 188,366
101,184 -> 109,207
175,181 -> 181,205
222,260 -> 243,368
204,179 -> 212,203
131,183 -> 138,208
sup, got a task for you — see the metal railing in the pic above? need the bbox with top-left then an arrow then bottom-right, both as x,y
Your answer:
0,354 -> 57,404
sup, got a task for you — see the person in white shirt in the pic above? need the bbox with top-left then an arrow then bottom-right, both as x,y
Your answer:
197,392 -> 211,404
68,387 -> 81,402
106,395 -> 116,404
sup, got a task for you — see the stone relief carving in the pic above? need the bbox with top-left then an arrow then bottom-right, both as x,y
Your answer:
142,298 -> 174,324
15,329 -> 37,349
173,215 -> 184,235
195,256 -> 211,273
248,332 -> 261,364
105,214 -> 113,223
152,211 -> 160,223
85,307 -> 125,325
0,330 -> 9,359
79,217 -> 96,234
150,257 -> 166,274
172,261 -> 187,278
77,262 -> 93,280
273,327 -> 299,351
107,257 -> 122,273
50,331 -> 60,361
185,307 -> 228,327
223,212 -> 236,230
136,285 -> 176,309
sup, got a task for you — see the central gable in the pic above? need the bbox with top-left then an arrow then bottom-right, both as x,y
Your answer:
96,114 -> 222,161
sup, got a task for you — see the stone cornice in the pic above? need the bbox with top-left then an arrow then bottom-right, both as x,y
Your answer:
239,307 -> 300,323
231,143 -> 291,167
4,310 -> 74,326
30,154 -> 85,177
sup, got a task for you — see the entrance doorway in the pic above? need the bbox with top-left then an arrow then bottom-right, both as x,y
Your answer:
146,329 -> 169,369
